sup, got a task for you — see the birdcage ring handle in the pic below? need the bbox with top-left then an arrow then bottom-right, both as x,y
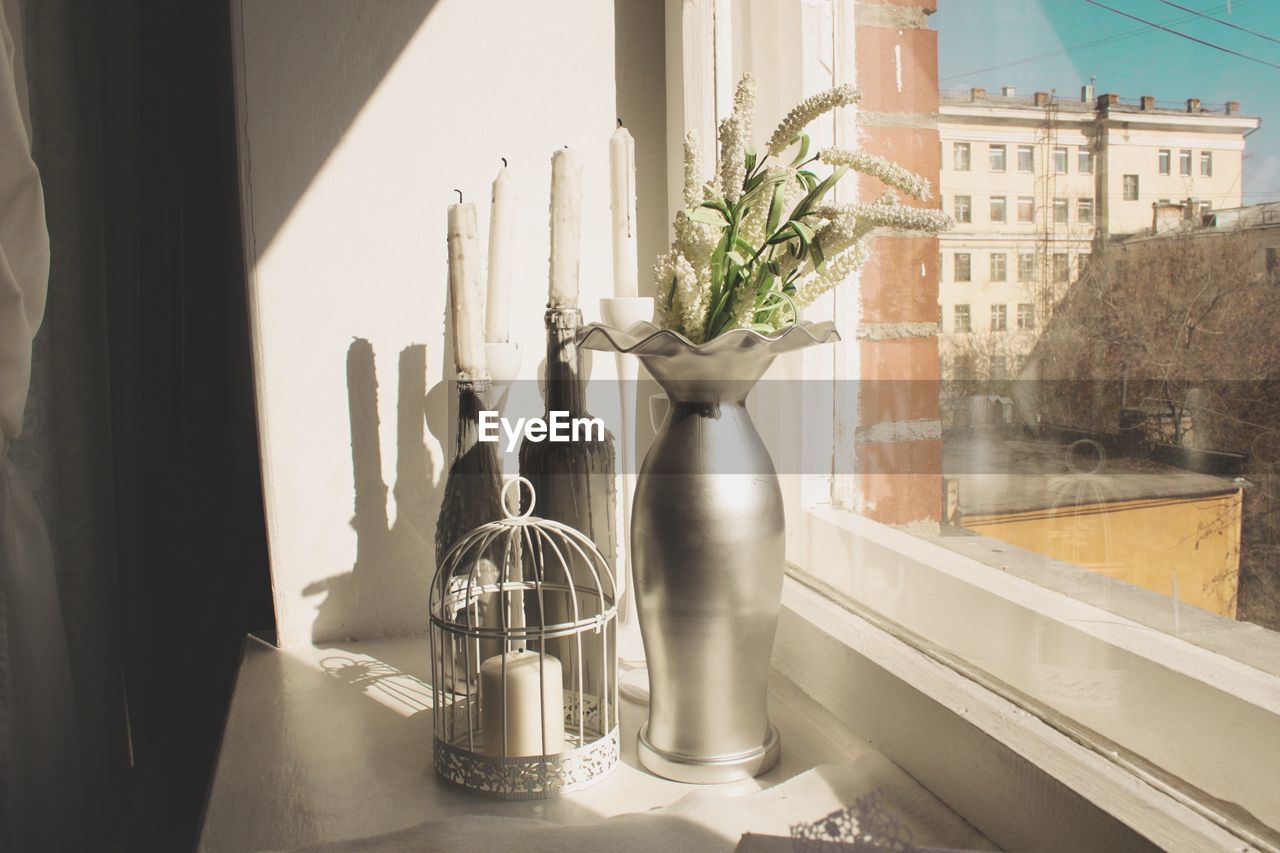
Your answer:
501,475 -> 536,520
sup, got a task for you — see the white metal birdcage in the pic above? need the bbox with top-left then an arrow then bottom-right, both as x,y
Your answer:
429,477 -> 619,798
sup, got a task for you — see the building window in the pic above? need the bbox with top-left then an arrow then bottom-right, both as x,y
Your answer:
1077,197 -> 1095,224
1017,196 -> 1034,223
1158,149 -> 1171,175
954,142 -> 971,171
1017,303 -> 1035,330
992,355 -> 1009,379
1180,149 -> 1193,176
1078,252 -> 1091,273
991,253 -> 1007,281
954,195 -> 972,223
1201,151 -> 1213,177
1053,197 -> 1069,224
1078,148 -> 1094,174
1053,146 -> 1068,174
1053,252 -> 1070,282
954,253 -> 971,282
954,304 -> 971,332
990,196 -> 1007,223
1017,252 -> 1035,281
1124,174 -> 1139,200
1017,144 -> 1034,172
989,144 -> 1006,172
990,304 -> 1008,332
1199,201 -> 1212,220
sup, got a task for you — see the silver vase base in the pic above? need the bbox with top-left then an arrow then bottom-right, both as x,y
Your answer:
636,723 -> 780,784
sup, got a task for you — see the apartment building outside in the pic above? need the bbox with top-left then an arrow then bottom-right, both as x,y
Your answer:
937,85 -> 1260,386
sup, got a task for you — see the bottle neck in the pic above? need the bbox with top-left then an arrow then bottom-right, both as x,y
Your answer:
544,308 -> 585,413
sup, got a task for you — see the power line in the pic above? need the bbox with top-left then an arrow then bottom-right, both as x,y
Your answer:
1151,0 -> 1280,46
1080,0 -> 1280,71
940,0 -> 1257,82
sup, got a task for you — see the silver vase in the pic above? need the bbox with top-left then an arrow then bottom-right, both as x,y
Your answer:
579,321 -> 839,783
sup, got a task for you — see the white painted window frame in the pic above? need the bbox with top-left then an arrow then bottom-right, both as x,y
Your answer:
667,1 -> 1280,846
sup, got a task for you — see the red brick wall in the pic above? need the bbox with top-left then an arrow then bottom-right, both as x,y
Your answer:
855,1 -> 942,525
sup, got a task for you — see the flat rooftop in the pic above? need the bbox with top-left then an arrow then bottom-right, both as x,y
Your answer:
940,89 -> 1255,120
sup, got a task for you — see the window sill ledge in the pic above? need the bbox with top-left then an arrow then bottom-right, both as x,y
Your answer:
782,503 -> 1280,850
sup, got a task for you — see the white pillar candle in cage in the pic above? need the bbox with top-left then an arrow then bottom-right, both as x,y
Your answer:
480,649 -> 565,757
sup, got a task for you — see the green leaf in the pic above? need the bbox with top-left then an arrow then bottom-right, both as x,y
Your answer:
766,181 -> 786,237
809,239 -> 827,275
687,206 -> 727,226
792,220 -> 816,245
790,165 -> 848,222
789,134 -> 811,168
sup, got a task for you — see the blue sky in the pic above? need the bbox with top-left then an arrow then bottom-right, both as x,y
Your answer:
933,0 -> 1280,204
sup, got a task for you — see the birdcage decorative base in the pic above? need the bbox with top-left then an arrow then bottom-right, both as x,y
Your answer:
433,727 -> 619,799
430,477 -> 620,799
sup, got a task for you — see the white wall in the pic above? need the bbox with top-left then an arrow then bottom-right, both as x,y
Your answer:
232,0 -> 626,646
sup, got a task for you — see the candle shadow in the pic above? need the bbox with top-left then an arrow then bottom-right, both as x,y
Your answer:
305,339 -> 445,641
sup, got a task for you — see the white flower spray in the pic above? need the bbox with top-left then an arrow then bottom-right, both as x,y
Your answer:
717,74 -> 756,203
765,84 -> 860,156
655,75 -> 949,342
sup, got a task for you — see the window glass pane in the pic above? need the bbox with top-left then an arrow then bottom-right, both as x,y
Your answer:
1159,149 -> 1171,175
990,303 -> 1007,330
1201,151 -> 1213,176
1180,149 -> 1193,175
954,142 -> 971,171
954,253 -> 971,281
1017,196 -> 1034,222
989,144 -> 1006,172
1078,148 -> 1093,173
1017,302 -> 1035,330
1017,252 -> 1035,280
1077,198 -> 1095,224
1053,146 -> 1068,173
989,196 -> 1006,222
1123,174 -> 1139,200
954,304 -> 970,332
954,194 -> 972,222
1053,198 -> 1069,224
1017,144 -> 1034,172
990,253 -> 1007,281
1053,252 -> 1070,281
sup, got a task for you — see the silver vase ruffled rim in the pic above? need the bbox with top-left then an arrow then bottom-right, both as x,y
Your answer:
577,320 -> 840,358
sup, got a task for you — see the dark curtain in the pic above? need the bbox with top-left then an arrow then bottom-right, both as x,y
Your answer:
16,1 -> 273,849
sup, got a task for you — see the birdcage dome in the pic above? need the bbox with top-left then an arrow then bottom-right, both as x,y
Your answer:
429,477 -> 619,798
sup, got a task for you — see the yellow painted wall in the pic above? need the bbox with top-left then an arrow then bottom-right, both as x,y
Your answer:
963,491 -> 1242,617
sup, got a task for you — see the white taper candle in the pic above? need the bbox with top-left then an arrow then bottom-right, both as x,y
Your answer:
609,124 -> 639,298
486,162 -> 515,342
548,148 -> 583,308
447,201 -> 487,377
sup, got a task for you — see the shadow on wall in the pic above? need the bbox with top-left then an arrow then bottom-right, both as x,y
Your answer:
235,0 -> 440,259
305,339 -> 450,641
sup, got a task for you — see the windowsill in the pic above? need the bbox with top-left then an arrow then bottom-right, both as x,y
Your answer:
198,634 -> 992,851
924,524 -> 1280,678
785,502 -> 1280,848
